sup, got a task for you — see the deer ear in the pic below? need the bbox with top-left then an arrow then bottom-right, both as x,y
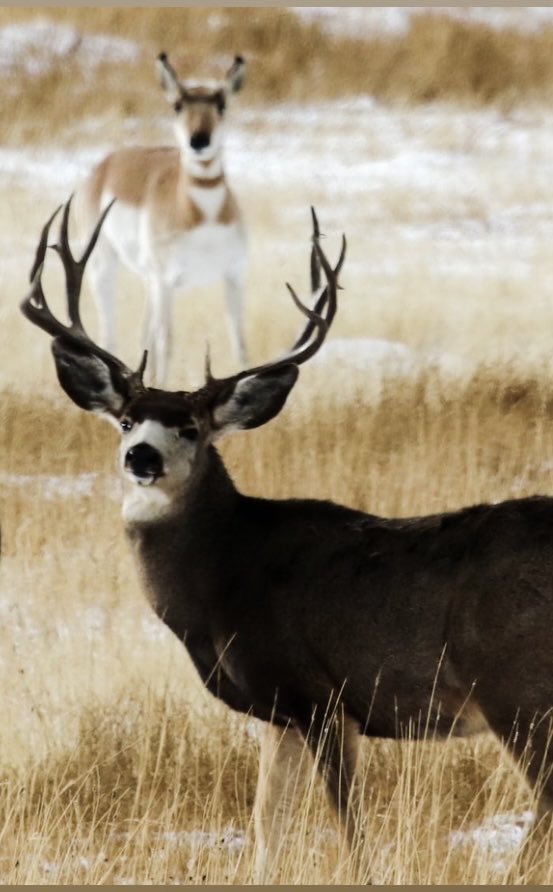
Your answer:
51,339 -> 129,417
210,365 -> 299,438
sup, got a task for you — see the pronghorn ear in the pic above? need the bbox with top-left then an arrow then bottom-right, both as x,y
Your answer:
156,53 -> 181,104
51,339 -> 129,418
225,55 -> 246,94
210,364 -> 298,439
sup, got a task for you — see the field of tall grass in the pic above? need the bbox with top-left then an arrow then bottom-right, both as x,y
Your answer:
4,6 -> 553,884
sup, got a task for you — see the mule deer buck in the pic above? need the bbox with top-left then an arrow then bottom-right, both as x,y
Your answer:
74,51 -> 247,385
22,201 -> 553,881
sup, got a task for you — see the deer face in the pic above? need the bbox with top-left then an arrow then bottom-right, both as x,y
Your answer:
115,372 -> 298,521
116,392 -> 205,522
21,200 -> 343,524
48,337 -> 300,522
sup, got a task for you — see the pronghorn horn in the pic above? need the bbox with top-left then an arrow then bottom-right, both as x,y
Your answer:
225,55 -> 246,93
157,51 -> 182,94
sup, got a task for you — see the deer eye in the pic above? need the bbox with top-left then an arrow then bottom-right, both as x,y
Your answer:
120,418 -> 133,433
174,99 -> 183,113
179,425 -> 199,442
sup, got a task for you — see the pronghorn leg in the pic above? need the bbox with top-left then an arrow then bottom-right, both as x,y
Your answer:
223,267 -> 248,364
253,722 -> 311,883
144,276 -> 174,386
88,237 -> 119,354
301,709 -> 365,873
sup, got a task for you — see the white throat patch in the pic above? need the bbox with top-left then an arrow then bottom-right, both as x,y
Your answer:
122,484 -> 172,524
120,419 -> 195,524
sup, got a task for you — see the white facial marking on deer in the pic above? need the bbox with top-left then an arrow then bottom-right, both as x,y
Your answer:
120,419 -> 199,521
122,483 -> 173,524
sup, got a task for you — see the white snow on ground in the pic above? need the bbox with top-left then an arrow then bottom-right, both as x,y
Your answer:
4,98 -> 553,250
311,336 -> 465,380
0,18 -> 140,79
292,6 -> 553,39
449,810 -> 534,872
22,811 -> 535,884
0,471 -> 123,501
156,827 -> 247,852
0,471 -> 100,500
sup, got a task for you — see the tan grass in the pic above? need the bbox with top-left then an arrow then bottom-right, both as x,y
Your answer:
3,364 -> 553,883
4,15 -> 553,879
5,8 -> 553,145
5,189 -> 553,884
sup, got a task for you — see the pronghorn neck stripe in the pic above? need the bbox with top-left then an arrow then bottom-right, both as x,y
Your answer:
190,174 -> 225,188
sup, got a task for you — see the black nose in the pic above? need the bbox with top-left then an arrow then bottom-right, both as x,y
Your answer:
190,131 -> 210,151
125,443 -> 163,479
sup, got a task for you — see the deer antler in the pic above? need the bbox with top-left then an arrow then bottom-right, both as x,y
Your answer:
21,197 -> 148,390
203,208 -> 345,391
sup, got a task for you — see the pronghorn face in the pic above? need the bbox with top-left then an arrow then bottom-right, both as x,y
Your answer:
156,53 -> 246,164
173,88 -> 227,162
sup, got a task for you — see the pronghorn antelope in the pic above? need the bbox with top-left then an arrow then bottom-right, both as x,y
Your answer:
74,51 -> 247,385
22,202 -> 553,881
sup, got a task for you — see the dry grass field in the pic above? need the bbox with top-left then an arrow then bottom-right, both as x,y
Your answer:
4,6 -> 553,884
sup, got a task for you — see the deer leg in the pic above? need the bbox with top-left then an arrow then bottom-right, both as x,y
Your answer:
253,722 -> 311,883
144,276 -> 174,386
478,698 -> 553,881
301,708 -> 364,863
88,237 -> 119,354
223,267 -> 248,364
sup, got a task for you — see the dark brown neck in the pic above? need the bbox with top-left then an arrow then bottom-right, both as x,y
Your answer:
126,447 -> 238,631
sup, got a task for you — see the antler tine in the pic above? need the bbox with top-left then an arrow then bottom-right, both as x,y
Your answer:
284,281 -> 328,364
292,211 -> 346,352
293,206 -> 327,352
204,342 -> 214,383
52,195 -> 115,332
21,205 -> 69,338
21,199 -> 148,386
310,206 -> 322,295
206,216 -> 345,388
314,233 -> 346,331
29,204 -> 62,284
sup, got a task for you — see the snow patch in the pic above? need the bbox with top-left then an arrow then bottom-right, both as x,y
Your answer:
450,810 -> 534,871
292,7 -> 553,40
156,827 -> 246,853
0,18 -> 140,79
312,337 -> 466,381
0,471 -> 99,500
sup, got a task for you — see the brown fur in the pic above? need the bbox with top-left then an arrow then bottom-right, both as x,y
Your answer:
82,146 -> 237,231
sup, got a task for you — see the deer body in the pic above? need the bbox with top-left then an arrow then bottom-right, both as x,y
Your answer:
21,203 -> 553,881
128,469 -> 553,742
75,54 -> 247,385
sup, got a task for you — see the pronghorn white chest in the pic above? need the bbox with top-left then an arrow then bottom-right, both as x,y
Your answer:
189,183 -> 226,221
161,219 -> 245,289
